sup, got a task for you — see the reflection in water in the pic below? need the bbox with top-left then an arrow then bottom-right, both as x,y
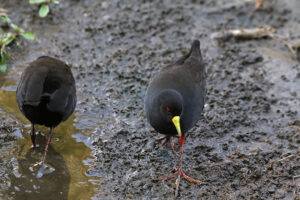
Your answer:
8,135 -> 70,200
0,70 -> 100,199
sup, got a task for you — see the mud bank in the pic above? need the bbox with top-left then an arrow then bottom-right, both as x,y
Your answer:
0,0 -> 299,199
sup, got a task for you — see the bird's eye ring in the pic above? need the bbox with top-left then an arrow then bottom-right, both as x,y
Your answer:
166,107 -> 171,114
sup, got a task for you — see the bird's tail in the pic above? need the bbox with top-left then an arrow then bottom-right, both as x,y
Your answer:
188,40 -> 202,62
174,40 -> 202,65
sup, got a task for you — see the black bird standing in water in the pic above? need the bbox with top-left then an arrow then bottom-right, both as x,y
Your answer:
145,40 -> 206,194
16,56 -> 76,164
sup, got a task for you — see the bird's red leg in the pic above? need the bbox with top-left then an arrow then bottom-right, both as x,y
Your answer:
249,0 -> 265,16
42,127 -> 54,164
157,134 -> 201,196
177,135 -> 200,183
254,0 -> 265,10
155,135 -> 179,155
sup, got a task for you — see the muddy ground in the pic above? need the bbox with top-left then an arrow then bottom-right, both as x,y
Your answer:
0,0 -> 300,199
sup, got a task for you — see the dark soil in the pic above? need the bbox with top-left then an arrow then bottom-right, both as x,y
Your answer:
0,0 -> 299,199
0,108 -> 19,200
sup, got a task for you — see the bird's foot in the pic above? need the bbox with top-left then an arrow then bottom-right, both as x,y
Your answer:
32,161 -> 55,178
157,167 -> 202,197
155,135 -> 179,155
157,167 -> 201,184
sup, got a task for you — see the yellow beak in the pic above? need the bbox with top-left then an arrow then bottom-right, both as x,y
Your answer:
172,116 -> 181,137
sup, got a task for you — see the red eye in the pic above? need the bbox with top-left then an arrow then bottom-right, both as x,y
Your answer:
166,107 -> 171,113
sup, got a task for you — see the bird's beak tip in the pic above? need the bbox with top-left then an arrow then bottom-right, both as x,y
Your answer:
172,116 -> 181,137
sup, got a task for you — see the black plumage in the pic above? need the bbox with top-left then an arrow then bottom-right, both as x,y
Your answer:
16,56 -> 76,163
144,40 -> 206,193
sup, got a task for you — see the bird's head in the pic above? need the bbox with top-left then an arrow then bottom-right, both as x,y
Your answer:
157,90 -> 183,136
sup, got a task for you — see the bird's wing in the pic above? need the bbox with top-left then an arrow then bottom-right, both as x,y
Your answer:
43,69 -> 76,120
17,67 -> 48,107
46,83 -> 76,118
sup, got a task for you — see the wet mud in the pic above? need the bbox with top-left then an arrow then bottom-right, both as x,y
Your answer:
0,0 -> 299,199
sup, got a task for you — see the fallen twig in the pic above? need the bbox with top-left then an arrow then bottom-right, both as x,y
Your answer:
0,8 -> 8,15
269,152 -> 296,169
285,40 -> 300,56
211,26 -> 300,60
211,26 -> 276,41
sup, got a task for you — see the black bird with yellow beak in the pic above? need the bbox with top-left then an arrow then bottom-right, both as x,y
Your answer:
145,40 -> 206,191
